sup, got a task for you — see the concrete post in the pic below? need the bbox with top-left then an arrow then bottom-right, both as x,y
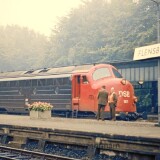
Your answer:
158,76 -> 160,125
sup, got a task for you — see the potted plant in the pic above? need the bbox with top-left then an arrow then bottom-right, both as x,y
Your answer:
28,102 -> 53,119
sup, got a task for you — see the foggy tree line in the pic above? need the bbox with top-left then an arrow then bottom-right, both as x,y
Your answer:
0,25 -> 48,71
0,0 -> 157,72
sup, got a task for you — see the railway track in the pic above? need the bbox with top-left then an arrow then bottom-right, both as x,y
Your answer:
0,146 -> 78,160
0,119 -> 159,160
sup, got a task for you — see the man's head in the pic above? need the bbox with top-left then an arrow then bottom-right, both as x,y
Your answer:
111,87 -> 114,93
102,85 -> 106,89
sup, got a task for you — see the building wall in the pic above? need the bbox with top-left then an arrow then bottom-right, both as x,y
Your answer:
114,59 -> 158,82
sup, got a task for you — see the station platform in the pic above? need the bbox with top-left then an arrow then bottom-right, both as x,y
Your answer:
0,115 -> 159,139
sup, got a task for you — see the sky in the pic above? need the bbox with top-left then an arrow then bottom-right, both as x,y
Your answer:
0,0 -> 82,36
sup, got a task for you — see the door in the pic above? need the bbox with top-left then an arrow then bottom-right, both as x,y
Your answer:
80,75 -> 95,111
72,75 -> 81,110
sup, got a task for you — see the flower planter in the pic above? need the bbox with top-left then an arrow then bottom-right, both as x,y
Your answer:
30,110 -> 51,120
28,102 -> 53,120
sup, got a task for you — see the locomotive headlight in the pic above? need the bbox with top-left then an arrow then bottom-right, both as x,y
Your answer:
121,79 -> 126,85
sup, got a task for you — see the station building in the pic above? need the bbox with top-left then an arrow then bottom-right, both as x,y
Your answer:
113,59 -> 158,114
112,44 -> 160,115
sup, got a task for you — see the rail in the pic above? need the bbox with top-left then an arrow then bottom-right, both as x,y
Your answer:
0,145 -> 78,160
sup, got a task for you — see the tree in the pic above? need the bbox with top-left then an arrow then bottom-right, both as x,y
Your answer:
0,25 -> 48,71
46,0 -> 157,67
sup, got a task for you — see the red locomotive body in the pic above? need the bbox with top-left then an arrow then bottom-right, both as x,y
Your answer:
71,64 -> 136,114
0,64 -> 136,116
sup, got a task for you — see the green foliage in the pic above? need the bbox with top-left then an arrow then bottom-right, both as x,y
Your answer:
135,89 -> 152,112
0,25 -> 48,71
0,0 -> 158,71
45,0 -> 157,67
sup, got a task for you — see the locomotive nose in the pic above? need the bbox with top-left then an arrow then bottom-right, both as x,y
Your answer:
118,78 -> 137,112
119,79 -> 133,97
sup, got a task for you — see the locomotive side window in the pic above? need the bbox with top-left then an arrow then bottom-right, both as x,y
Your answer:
112,68 -> 123,78
92,68 -> 111,80
82,76 -> 88,84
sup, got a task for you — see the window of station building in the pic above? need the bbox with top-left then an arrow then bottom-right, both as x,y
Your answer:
121,69 -> 126,78
130,68 -> 135,81
125,68 -> 131,80
112,68 -> 123,78
144,67 -> 149,81
149,67 -> 154,81
135,68 -> 140,81
139,67 -> 145,81
92,68 -> 111,81
154,66 -> 158,80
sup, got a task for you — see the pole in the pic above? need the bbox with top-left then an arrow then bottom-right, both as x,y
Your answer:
157,3 -> 160,126
150,0 -> 160,126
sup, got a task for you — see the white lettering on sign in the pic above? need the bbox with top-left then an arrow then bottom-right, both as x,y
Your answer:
119,91 -> 130,98
134,43 -> 160,60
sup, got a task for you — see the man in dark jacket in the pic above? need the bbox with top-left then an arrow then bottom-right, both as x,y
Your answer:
108,87 -> 118,121
97,85 -> 108,121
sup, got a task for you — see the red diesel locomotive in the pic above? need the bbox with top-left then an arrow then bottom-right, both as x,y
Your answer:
0,64 -> 137,116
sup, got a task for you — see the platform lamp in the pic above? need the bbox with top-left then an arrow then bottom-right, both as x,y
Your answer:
138,80 -> 144,85
133,0 -> 160,126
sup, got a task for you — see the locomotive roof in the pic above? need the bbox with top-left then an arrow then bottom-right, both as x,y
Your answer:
0,64 -> 95,81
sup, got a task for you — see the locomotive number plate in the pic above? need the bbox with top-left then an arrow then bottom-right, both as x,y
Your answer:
124,100 -> 128,103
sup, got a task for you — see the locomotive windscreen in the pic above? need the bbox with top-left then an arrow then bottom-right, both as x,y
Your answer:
112,68 -> 123,78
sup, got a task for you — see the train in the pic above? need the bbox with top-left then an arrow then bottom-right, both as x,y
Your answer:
0,63 -> 137,118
